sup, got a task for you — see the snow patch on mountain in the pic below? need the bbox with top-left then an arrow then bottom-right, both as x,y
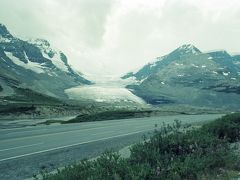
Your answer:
29,38 -> 69,73
175,63 -> 184,66
150,62 -> 157,68
0,36 -> 11,43
5,52 -> 45,74
148,56 -> 164,67
178,44 -> 201,55
191,64 -> 199,68
222,72 -> 230,76
49,53 -> 69,72
177,74 -> 184,77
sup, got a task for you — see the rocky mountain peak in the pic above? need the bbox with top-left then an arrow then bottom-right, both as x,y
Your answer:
32,38 -> 51,47
0,23 -> 91,98
28,38 -> 57,59
0,23 -> 13,38
175,44 -> 201,55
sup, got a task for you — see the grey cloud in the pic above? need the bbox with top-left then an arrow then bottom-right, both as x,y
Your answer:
0,0 -> 240,75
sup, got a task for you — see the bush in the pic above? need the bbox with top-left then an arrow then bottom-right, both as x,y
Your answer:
202,113 -> 240,142
63,110 -> 153,124
129,127 -> 234,179
0,105 -> 36,114
43,114 -> 240,180
43,152 -> 131,180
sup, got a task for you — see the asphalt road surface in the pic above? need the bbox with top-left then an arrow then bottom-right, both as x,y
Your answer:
0,114 -> 223,180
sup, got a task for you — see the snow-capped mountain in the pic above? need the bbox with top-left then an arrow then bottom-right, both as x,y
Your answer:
0,24 -> 91,98
122,44 -> 201,81
123,44 -> 240,109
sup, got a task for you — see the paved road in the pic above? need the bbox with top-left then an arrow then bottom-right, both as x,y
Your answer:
0,114 -> 223,179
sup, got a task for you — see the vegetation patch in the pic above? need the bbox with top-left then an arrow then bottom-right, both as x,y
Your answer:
202,113 -> 240,143
203,84 -> 240,94
5,87 -> 62,104
39,120 -> 64,125
0,105 -> 36,115
0,87 -> 64,116
63,110 -> 154,124
43,113 -> 240,180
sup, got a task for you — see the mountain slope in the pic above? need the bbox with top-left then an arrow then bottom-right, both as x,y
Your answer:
0,24 -> 91,98
122,44 -> 201,80
123,45 -> 240,109
233,55 -> 240,69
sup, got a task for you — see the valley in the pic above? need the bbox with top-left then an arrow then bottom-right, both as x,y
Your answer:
65,75 -> 145,105
0,22 -> 240,180
123,44 -> 240,110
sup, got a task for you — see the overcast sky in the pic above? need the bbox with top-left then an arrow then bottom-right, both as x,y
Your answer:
0,0 -> 240,76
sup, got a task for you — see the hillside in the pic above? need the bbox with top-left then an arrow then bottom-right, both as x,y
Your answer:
0,23 -> 91,99
123,44 -> 240,110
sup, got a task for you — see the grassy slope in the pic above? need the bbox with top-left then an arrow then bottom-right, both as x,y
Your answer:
43,113 -> 240,180
0,87 -> 63,115
4,87 -> 62,104
63,110 -> 154,124
62,105 -> 226,125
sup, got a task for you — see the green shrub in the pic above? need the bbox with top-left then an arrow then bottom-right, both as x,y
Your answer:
44,152 -> 131,180
63,110 -> 153,124
44,114 -> 240,180
202,113 -> 240,142
0,105 -> 36,114
129,127 -> 234,179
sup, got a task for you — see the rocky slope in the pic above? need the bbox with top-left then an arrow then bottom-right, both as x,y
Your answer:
0,23 -> 91,99
123,44 -> 240,110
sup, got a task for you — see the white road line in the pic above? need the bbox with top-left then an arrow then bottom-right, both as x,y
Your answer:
1,119 -> 160,143
0,142 -> 44,152
0,128 -> 155,162
0,116 -> 156,133
0,126 -> 33,132
136,124 -> 157,129
2,120 -> 145,135
0,124 -> 129,143
0,118 -> 133,133
91,130 -> 115,136
0,116 -> 162,138
5,129 -> 47,135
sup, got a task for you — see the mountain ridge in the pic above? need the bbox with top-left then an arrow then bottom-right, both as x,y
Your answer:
0,23 -> 91,98
123,44 -> 240,109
